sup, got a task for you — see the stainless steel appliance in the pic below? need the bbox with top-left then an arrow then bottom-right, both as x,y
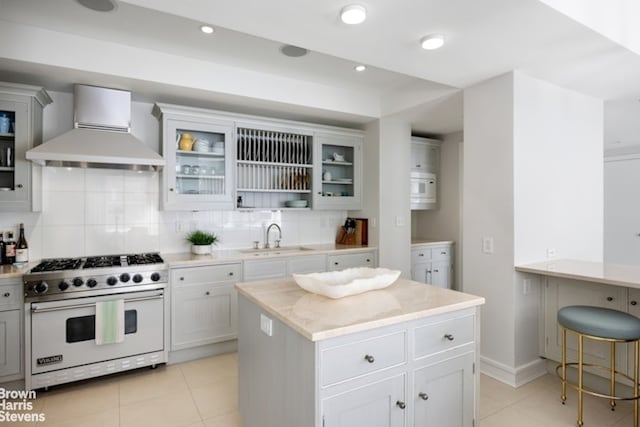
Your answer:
23,253 -> 168,390
410,171 -> 437,209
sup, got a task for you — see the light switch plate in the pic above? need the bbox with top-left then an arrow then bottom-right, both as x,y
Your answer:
260,313 -> 273,336
482,237 -> 494,254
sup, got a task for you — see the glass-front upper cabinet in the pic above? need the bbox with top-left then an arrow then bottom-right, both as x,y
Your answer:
0,83 -> 51,212
313,132 -> 363,210
153,104 -> 235,211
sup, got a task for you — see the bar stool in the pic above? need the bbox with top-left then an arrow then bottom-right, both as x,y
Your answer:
558,305 -> 640,427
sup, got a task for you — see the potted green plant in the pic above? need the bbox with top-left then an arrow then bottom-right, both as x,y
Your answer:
186,230 -> 218,255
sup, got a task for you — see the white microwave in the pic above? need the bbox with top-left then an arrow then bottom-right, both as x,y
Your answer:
410,172 -> 436,209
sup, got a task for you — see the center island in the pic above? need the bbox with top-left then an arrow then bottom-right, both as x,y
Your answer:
235,277 -> 485,427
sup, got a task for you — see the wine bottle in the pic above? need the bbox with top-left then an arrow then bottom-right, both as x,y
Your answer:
16,223 -> 28,264
0,233 -> 5,265
4,231 -> 15,264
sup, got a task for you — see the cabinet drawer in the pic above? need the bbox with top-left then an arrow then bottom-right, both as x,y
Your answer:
431,246 -> 451,261
321,331 -> 406,386
244,259 -> 287,281
413,315 -> 474,359
0,284 -> 21,310
171,263 -> 241,285
412,248 -> 432,264
327,252 -> 375,271
288,254 -> 326,275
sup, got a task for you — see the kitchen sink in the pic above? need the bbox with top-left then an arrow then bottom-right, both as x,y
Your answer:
238,246 -> 315,256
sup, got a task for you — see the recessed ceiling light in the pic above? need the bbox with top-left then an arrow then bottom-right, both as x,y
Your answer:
420,34 -> 445,50
200,25 -> 214,34
280,45 -> 309,58
76,0 -> 118,12
354,65 -> 366,72
340,5 -> 367,25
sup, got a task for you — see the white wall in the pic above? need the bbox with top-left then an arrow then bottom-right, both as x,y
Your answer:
0,90 -> 346,260
463,71 -> 603,386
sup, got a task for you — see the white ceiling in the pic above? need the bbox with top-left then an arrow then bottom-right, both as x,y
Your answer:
1,0 -> 639,138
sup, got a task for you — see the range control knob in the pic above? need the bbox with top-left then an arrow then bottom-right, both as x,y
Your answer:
150,272 -> 161,282
106,276 -> 118,286
34,281 -> 49,294
58,281 -> 70,291
86,279 -> 98,288
72,277 -> 84,287
132,274 -> 143,283
120,273 -> 130,283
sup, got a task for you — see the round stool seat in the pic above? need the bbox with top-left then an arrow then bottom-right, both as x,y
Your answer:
558,305 -> 640,341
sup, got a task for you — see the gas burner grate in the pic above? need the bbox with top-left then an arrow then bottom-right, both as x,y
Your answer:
31,258 -> 83,272
127,253 -> 164,265
83,255 -> 123,269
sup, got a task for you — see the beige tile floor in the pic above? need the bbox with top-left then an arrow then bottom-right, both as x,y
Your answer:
7,352 -> 638,426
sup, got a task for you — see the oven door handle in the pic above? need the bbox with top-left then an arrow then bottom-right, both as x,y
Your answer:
31,293 -> 164,313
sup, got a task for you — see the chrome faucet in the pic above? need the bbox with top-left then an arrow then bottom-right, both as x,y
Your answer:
265,223 -> 282,249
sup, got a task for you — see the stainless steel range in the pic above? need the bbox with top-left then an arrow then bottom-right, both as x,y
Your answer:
23,253 -> 168,390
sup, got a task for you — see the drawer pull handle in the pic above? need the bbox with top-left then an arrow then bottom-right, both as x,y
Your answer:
418,253 -> 424,257
364,354 -> 375,363
366,259 -> 371,262
205,291 -> 210,296
396,401 -> 406,410
418,392 -> 429,401
228,272 -> 234,276
607,297 -> 614,302
632,301 -> 638,306
3,292 -> 9,298
444,334 -> 455,341
334,262 -> 339,265
180,277 -> 184,281
441,251 -> 447,255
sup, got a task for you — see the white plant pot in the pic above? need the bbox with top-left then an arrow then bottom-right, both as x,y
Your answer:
191,244 -> 212,255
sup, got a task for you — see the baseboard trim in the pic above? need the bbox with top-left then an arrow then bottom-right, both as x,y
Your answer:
167,340 -> 237,365
480,356 -> 547,387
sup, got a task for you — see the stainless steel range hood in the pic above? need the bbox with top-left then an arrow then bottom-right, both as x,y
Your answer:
26,85 -> 164,171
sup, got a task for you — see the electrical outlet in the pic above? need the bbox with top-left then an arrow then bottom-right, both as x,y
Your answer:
546,248 -> 556,258
482,237 -> 494,254
395,216 -> 405,227
523,279 -> 531,295
260,314 -> 273,337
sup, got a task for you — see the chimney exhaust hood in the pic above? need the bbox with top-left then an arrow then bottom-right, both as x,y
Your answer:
26,85 -> 165,171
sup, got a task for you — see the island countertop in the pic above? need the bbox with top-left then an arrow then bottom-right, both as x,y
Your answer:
235,277 -> 484,341
515,259 -> 640,289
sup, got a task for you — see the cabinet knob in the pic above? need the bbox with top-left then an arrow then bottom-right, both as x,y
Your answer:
418,392 -> 429,401
334,262 -> 339,266
364,354 -> 375,363
366,259 -> 371,263
3,292 -> 9,298
169,188 -> 174,192
16,184 -> 23,189
426,270 -> 432,273
632,301 -> 638,306
180,277 -> 184,281
205,291 -> 210,296
228,272 -> 234,276
441,251 -> 447,255
396,401 -> 406,410
607,296 -> 614,302
434,269 -> 439,273
444,334 -> 455,341
418,253 -> 424,257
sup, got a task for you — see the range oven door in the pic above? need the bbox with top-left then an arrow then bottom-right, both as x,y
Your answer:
29,289 -> 164,374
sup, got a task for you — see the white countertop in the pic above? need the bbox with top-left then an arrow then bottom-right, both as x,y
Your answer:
235,277 -> 484,341
411,238 -> 454,247
515,259 -> 640,289
163,243 -> 375,268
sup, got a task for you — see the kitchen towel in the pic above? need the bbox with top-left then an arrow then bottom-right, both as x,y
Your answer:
95,299 -> 125,345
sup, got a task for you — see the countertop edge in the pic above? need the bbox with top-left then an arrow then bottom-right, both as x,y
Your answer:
515,259 -> 640,289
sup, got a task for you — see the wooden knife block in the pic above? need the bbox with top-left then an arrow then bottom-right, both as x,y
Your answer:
335,218 -> 368,245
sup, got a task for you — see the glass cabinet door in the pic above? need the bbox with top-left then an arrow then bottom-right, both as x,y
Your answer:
0,100 -> 28,203
313,133 -> 362,210
163,119 -> 234,210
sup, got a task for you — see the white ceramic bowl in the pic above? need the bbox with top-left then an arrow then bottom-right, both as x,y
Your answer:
293,267 -> 401,299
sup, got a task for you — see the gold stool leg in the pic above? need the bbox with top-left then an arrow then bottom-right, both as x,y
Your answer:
561,327 -> 567,403
635,340 -> 639,427
578,333 -> 584,427
610,340 -> 616,410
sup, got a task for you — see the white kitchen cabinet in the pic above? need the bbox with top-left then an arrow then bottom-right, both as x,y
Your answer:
153,103 -> 235,211
243,258 -> 288,282
313,132 -> 363,210
0,83 -> 51,212
328,251 -> 376,270
410,137 -> 439,174
411,244 -> 453,289
287,254 -> 327,275
235,124 -> 313,210
0,281 -> 22,381
170,263 -> 241,351
322,374 -> 406,427
542,277 -> 628,374
410,137 -> 440,211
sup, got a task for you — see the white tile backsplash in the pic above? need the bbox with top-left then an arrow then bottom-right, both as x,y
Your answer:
0,168 -> 347,260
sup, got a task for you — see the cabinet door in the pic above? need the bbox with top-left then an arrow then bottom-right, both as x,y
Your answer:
314,133 -> 363,210
323,374 -> 406,427
328,252 -> 375,271
411,142 -> 428,172
413,352 -> 474,427
162,117 -> 235,210
243,258 -> 287,281
172,282 -> 237,350
411,262 -> 430,283
288,254 -> 327,275
0,310 -> 21,377
543,278 -> 627,370
0,100 -> 30,207
430,260 -> 451,289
